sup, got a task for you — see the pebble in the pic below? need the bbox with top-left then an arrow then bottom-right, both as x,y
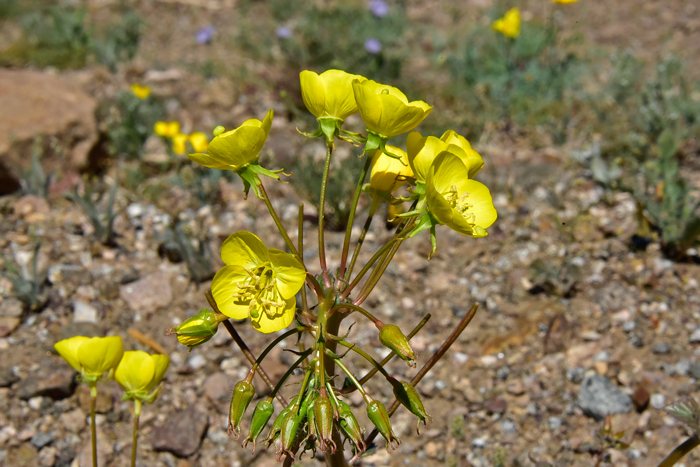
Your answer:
0,367 -> 19,387
500,419 -> 517,434
652,343 -> 671,355
203,372 -> 230,414
632,385 -> 650,411
72,300 -> 98,323
187,354 -> 207,370
676,359 -> 691,377
151,406 -> 209,457
623,321 -> 636,333
30,432 -> 54,449
484,397 -> 508,415
119,271 -> 173,312
547,417 -> 563,430
60,408 -> 86,433
471,438 -> 487,448
566,367 -> 585,384
690,361 -> 700,379
16,372 -> 75,401
650,394 -> 666,410
690,328 -> 700,343
577,374 -> 633,420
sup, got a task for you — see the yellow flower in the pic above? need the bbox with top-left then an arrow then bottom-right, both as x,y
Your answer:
369,145 -> 413,196
54,336 -> 124,384
406,130 -> 484,183
189,132 -> 209,153
426,153 -> 497,237
188,110 -> 273,171
154,121 -> 181,138
300,70 -> 367,121
172,133 -> 188,155
352,79 -> 432,138
114,351 -> 170,404
552,0 -> 579,3
492,7 -> 521,39
131,84 -> 151,99
211,231 -> 306,333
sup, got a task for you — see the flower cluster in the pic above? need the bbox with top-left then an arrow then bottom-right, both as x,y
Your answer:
154,121 -> 209,155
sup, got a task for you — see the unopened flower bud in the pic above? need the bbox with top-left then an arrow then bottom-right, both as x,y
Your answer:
314,394 -> 336,453
228,380 -> 255,439
366,398 -> 401,451
379,324 -> 417,367
277,411 -> 302,462
390,378 -> 433,433
243,398 -> 274,453
166,308 -> 223,348
337,400 -> 366,455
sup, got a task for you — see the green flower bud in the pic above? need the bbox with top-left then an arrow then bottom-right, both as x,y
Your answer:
390,378 -> 433,433
166,308 -> 223,348
314,394 -> 336,453
243,398 -> 274,453
366,398 -> 401,451
337,400 -> 366,456
277,411 -> 302,462
379,324 -> 417,367
228,380 -> 255,439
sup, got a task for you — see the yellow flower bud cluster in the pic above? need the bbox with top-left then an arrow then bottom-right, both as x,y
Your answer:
154,121 -> 209,155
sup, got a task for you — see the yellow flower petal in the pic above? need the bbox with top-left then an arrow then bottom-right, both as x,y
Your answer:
300,70 -> 326,118
187,152 -> 233,170
131,84 -> 151,99
406,132 -> 449,183
114,350 -> 155,393
300,70 -> 367,120
147,354 -> 170,392
250,295 -> 296,334
172,133 -> 188,155
220,231 -> 269,267
189,132 -> 209,153
492,8 -> 520,38
211,265 -> 252,320
370,145 -> 412,194
268,249 -> 306,300
77,336 -> 124,377
55,336 -> 90,373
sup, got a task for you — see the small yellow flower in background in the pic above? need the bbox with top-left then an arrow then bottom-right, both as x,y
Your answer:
352,79 -> 432,139
54,336 -> 124,384
172,133 -> 189,155
425,153 -> 497,238
407,130 -> 484,183
114,351 -> 169,404
189,132 -> 209,153
188,110 -> 273,171
300,70 -> 367,121
212,231 -> 305,333
154,121 -> 181,138
552,0 -> 579,3
369,145 -> 413,197
130,84 -> 151,99
492,7 -> 521,39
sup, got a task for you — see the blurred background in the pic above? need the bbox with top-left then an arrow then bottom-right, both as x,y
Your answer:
1,0 -> 700,466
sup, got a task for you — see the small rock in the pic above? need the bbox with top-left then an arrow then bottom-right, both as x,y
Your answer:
187,354 -> 207,370
630,335 -> 644,348
72,300 -> 98,323
577,374 -> 633,420
151,406 -> 209,457
203,373 -> 230,414
631,384 -> 650,412
506,381 -> 525,396
500,419 -> 517,434
652,343 -> 671,355
38,446 -> 57,467
566,367 -> 585,384
60,408 -> 86,433
484,397 -> 508,415
650,393 -> 666,410
0,298 -> 24,319
689,362 -> 700,379
30,432 -> 55,449
0,317 -> 20,337
690,328 -> 700,344
0,366 -> 19,387
119,271 -> 173,312
423,441 -> 439,459
627,449 -> 642,460
16,371 -> 76,400
581,331 -> 602,341
496,366 -> 510,380
547,417 -> 562,430
471,438 -> 487,449
5,444 -> 38,466
622,321 -> 636,333
676,359 -> 691,377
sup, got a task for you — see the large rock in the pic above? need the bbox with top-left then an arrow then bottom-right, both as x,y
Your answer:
577,374 -> 633,420
119,271 -> 173,313
0,69 -> 98,194
151,406 -> 209,457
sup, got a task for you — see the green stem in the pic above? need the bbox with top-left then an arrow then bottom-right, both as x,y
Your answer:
330,354 -> 369,402
354,238 -> 403,306
337,340 -> 391,380
258,183 -> 300,260
270,348 -> 313,399
318,144 -> 333,285
90,385 -> 97,467
298,203 -> 308,313
344,197 -> 380,282
657,434 -> 700,467
328,303 -> 383,327
338,155 -> 374,282
130,400 -> 141,467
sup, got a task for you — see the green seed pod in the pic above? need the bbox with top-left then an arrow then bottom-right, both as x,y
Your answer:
228,380 -> 255,439
243,398 -> 274,453
277,411 -> 302,462
167,308 -> 222,348
337,400 -> 366,455
314,394 -> 336,453
366,398 -> 401,451
379,324 -> 417,367
265,405 -> 292,448
390,378 -> 433,433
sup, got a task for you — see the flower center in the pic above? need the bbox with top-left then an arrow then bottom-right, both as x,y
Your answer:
444,185 -> 476,223
233,263 -> 286,319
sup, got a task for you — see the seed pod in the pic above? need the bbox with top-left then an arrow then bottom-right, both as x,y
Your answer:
264,405 -> 292,448
228,380 -> 255,439
366,398 -> 401,451
337,400 -> 366,455
378,324 -> 417,367
277,411 -> 302,462
390,378 -> 432,433
243,398 -> 274,453
314,394 -> 336,453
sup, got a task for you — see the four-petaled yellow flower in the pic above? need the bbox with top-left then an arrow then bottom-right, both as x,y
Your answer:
114,351 -> 170,404
212,231 -> 306,333
369,145 -> 413,197
54,336 -> 124,384
300,70 -> 367,121
352,79 -> 432,139
189,132 -> 209,153
407,130 -> 484,184
188,110 -> 273,171
426,153 -> 497,238
492,7 -> 521,39
172,133 -> 188,155
131,84 -> 151,99
154,121 -> 181,138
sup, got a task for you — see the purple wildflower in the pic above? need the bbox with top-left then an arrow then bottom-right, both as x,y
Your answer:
368,0 -> 389,18
364,38 -> 382,55
195,25 -> 216,44
276,26 -> 293,39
